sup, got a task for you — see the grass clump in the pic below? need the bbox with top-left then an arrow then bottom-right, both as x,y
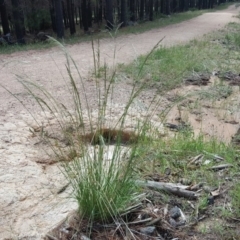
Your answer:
230,183 -> 240,218
224,22 -> 240,49
197,84 -> 233,100
65,143 -> 140,221
136,130 -> 238,186
2,38 -> 161,227
0,40 -> 56,55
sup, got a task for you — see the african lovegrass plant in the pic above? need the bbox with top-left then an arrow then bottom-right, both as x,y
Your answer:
2,37 -> 164,226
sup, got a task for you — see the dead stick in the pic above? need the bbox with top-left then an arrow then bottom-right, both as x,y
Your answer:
136,180 -> 199,200
209,164 -> 233,171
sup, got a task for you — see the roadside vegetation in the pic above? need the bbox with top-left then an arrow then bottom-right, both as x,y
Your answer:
2,12 -> 240,240
121,22 -> 240,93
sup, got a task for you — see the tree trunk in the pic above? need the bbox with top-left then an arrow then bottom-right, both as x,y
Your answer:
190,0 -> 195,8
166,0 -> 170,14
130,0 -> 135,21
202,0 -> 207,9
88,0 -> 92,27
49,0 -> 56,32
179,0 -> 185,11
62,1 -> 68,28
185,0 -> 189,11
120,0 -> 127,27
28,0 -> 35,33
209,0 -> 214,8
99,0 -> 103,22
67,0 -> 76,34
105,0 -> 113,30
54,0 -> 64,38
75,6 -> 78,25
145,0 -> 149,16
81,0 -> 88,32
11,0 -> 25,43
139,0 -> 144,20
0,0 -> 10,35
198,0 -> 203,9
172,0 -> 178,12
78,6 -> 82,28
149,0 -> 153,21
155,0 -> 159,15
161,0 -> 165,14
94,0 -> 102,25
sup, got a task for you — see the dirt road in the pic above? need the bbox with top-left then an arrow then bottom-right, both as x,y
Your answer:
0,5 -> 239,239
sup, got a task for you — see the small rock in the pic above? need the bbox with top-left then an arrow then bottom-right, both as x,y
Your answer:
180,178 -> 192,185
139,226 -> 155,235
80,234 -> 91,240
176,220 -> 186,227
203,186 -> 211,193
169,217 -> 177,228
207,196 -> 214,205
169,206 -> 181,219
164,167 -> 171,175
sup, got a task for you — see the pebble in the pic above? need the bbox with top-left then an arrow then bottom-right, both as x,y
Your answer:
169,218 -> 177,228
203,185 -> 212,193
207,196 -> 214,205
139,226 -> 156,235
80,234 -> 91,240
169,206 -> 181,219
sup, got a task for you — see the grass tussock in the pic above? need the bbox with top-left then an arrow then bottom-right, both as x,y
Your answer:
2,37 -> 164,226
68,144 -> 140,221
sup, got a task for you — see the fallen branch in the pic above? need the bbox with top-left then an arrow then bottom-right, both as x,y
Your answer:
128,217 -> 153,225
209,164 -> 233,171
98,217 -> 152,228
136,180 -> 199,199
188,154 -> 204,166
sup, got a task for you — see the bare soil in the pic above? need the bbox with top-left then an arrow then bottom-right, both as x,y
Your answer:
0,5 -> 240,240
